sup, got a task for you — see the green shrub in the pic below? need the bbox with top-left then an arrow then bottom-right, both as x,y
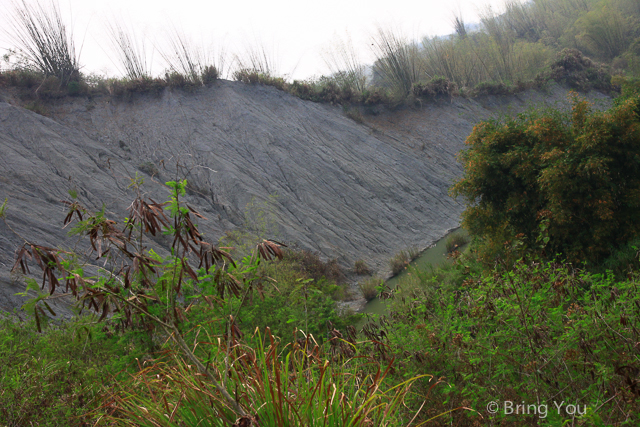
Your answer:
164,70 -> 193,89
201,65 -> 219,85
550,48 -> 614,92
37,75 -> 64,98
354,259 -> 371,275
284,249 -> 345,284
344,105 -> 364,123
359,275 -> 382,301
471,80 -> 516,96
389,247 -> 418,275
385,257 -> 640,425
23,100 -> 49,116
2,68 -> 43,88
109,76 -> 166,97
412,76 -> 457,98
451,92 -> 640,264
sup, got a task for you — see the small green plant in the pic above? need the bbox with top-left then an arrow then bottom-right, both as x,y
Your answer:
359,275 -> 382,301
201,64 -> 219,85
354,259 -> 371,275
390,250 -> 410,275
23,100 -> 49,116
445,233 -> 469,253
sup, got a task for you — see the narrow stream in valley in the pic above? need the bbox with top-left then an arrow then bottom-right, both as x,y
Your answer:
360,227 -> 469,317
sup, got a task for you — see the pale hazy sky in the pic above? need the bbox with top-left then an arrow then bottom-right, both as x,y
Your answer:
0,0 -> 506,80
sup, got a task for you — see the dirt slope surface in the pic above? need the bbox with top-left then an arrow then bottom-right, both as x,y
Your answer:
0,80 -> 610,313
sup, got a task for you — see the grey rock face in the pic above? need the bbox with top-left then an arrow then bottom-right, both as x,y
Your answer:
0,80 -> 610,313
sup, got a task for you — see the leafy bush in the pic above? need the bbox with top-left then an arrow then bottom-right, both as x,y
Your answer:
549,48 -> 614,92
284,249 -> 345,285
344,105 -> 364,123
0,316 -> 146,426
451,92 -> 640,264
108,76 -> 166,97
470,80 -> 516,96
201,65 -> 219,85
2,68 -> 43,88
385,257 -> 640,425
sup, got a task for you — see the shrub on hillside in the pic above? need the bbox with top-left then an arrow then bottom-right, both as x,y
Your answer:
354,259 -> 371,275
201,65 -> 219,85
470,80 -> 516,96
387,257 -> 640,425
389,247 -> 419,275
412,76 -> 457,98
445,233 -> 469,253
451,92 -> 640,264
358,275 -> 382,301
284,249 -> 345,284
550,48 -> 613,92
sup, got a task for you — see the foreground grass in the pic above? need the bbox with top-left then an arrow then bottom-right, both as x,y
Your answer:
0,315 -> 147,426
376,249 -> 640,425
4,244 -> 640,425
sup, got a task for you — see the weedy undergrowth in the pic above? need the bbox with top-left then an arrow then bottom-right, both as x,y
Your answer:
92,327 -> 431,426
5,176 -> 431,425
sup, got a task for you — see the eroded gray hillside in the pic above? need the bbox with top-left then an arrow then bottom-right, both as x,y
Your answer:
0,80 -> 610,312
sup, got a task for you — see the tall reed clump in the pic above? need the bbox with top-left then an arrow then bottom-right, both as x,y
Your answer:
421,13 -> 552,92
479,5 -> 519,83
161,27 -> 220,86
323,34 -> 369,96
92,329 -> 427,426
233,43 -> 280,82
389,247 -> 420,275
370,26 -> 423,101
576,4 -> 637,60
106,20 -> 151,80
6,0 -> 80,85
